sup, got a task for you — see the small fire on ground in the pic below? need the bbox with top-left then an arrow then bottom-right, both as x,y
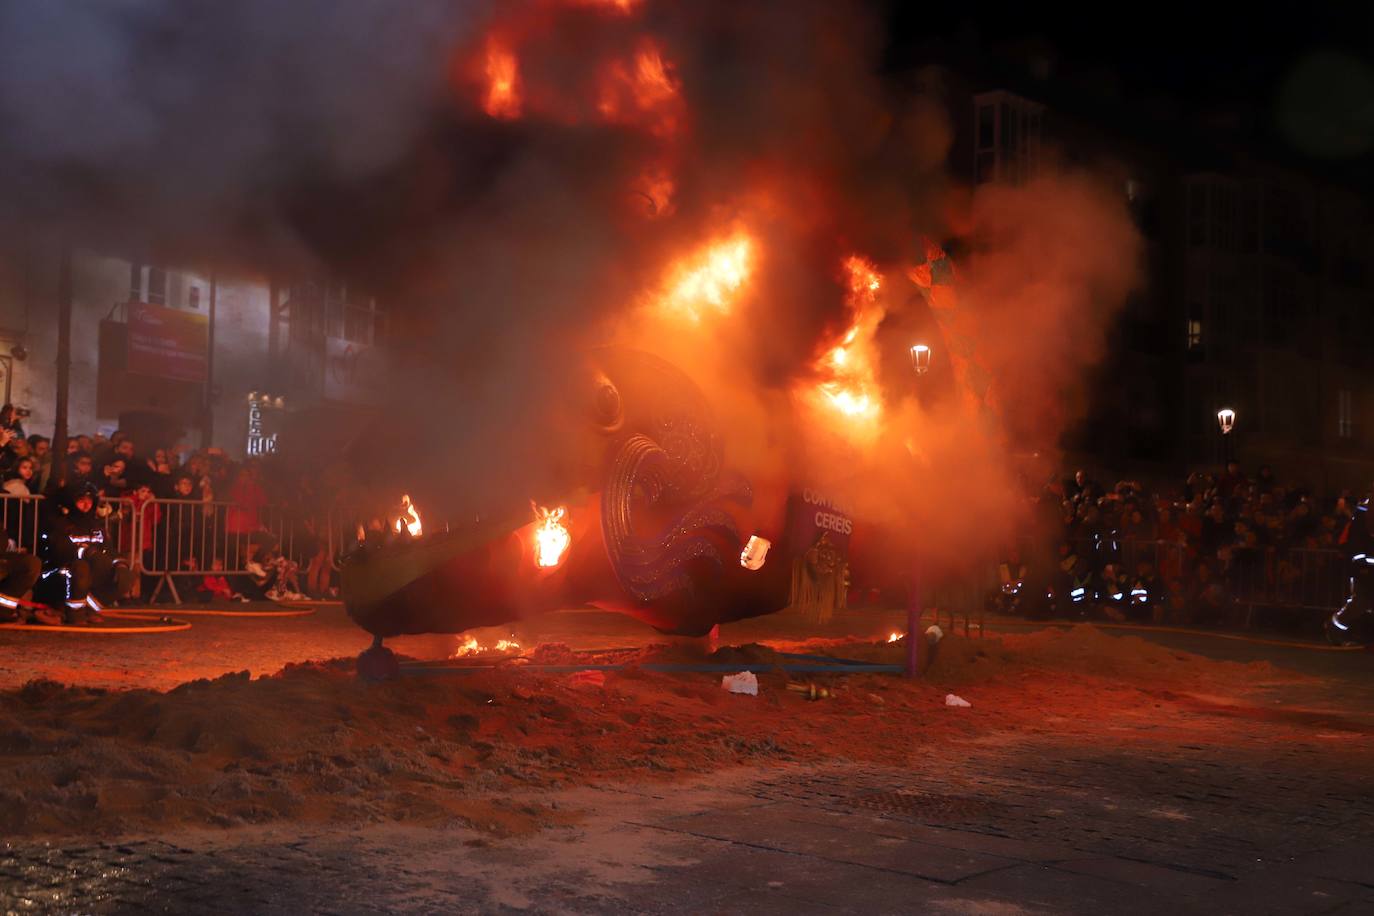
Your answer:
451,635 -> 523,658
887,631 -> 902,643
394,494 -> 423,537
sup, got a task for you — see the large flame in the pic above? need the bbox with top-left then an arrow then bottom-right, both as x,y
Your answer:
533,504 -> 571,568
658,231 -> 754,320
813,256 -> 884,425
393,493 -> 423,538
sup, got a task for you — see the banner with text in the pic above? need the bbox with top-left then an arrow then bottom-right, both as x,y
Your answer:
127,302 -> 208,382
787,488 -> 854,555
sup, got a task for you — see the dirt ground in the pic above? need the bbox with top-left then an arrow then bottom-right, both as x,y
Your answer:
5,615 -> 1369,843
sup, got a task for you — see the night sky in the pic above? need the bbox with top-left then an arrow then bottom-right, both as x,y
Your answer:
884,3 -> 1374,173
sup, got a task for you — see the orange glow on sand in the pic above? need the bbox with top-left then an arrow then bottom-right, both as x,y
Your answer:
657,231 -> 754,320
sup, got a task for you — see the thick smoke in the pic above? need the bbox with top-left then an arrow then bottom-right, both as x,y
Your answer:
0,0 -> 1140,578
0,0 -> 473,270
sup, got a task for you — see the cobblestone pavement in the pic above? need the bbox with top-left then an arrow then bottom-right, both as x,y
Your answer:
4,727 -> 1373,915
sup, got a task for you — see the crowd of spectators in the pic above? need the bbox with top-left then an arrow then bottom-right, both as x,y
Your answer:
0,406 -> 347,607
1029,462 -> 1368,625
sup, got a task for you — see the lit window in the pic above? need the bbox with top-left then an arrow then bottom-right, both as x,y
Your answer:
146,267 -> 167,305
1187,319 -> 1203,351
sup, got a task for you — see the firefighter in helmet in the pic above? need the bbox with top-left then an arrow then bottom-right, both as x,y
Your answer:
1327,495 -> 1373,646
35,482 -> 133,623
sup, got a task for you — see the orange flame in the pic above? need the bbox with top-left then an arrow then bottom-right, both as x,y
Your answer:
659,231 -> 753,320
814,256 -> 884,424
482,39 -> 521,119
887,631 -> 902,643
452,634 -> 523,658
533,504 -> 571,568
598,40 -> 683,137
394,494 -> 423,537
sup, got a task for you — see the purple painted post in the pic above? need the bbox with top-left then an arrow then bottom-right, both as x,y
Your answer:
906,566 -> 921,677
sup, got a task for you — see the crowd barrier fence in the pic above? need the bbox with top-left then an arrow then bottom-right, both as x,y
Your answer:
134,498 -> 363,603
3,491 -> 1355,617
0,493 -> 140,568
1049,534 -> 1347,620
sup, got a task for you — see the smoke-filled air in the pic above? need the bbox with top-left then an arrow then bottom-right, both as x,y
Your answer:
0,0 -> 1140,581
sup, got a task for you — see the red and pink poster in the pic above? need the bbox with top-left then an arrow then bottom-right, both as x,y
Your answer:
126,302 -> 208,382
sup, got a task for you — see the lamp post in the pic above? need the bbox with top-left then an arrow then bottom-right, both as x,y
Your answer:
1217,407 -> 1236,466
910,344 -> 931,376
907,343 -> 932,677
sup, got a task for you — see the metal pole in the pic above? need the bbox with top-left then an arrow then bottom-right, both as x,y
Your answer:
267,278 -> 280,392
202,273 -> 217,448
51,244 -> 72,491
906,561 -> 922,677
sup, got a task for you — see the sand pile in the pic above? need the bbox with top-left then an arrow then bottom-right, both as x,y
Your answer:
0,626 -> 1296,839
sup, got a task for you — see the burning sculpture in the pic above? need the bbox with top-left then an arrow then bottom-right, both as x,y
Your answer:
343,346 -> 799,667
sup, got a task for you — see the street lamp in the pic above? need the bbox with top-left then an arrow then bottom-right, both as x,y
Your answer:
1216,407 -> 1237,467
910,344 -> 931,376
906,342 -> 934,678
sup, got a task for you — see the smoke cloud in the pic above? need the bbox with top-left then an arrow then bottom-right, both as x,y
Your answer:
0,0 -> 1140,581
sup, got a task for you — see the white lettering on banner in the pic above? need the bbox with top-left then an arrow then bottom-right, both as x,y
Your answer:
813,511 -> 853,535
801,488 -> 853,517
246,401 -> 278,456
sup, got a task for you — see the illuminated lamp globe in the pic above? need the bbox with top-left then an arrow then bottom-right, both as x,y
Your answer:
910,344 -> 931,376
1217,407 -> 1236,435
740,535 -> 771,570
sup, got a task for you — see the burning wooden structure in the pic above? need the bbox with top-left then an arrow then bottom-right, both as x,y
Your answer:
343,347 -> 814,671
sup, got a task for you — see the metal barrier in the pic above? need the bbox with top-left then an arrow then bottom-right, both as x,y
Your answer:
1117,539 -> 1188,583
101,496 -> 142,568
1229,546 -> 1348,612
136,498 -> 363,603
1016,533 -> 1348,621
0,493 -> 45,555
1060,535 -> 1187,573
0,493 -> 140,568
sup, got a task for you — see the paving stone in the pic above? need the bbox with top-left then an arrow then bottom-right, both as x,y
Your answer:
1286,846 -> 1374,889
959,862 -> 1209,916
707,888 -> 849,914
651,809 -> 1018,883
665,841 -> 959,912
1051,856 -> 1235,896
762,802 -> 1083,862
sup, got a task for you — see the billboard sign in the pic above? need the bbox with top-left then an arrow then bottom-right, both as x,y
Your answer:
127,302 -> 208,382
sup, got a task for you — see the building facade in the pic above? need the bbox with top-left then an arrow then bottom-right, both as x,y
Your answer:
0,239 -> 391,460
936,62 -> 1374,493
